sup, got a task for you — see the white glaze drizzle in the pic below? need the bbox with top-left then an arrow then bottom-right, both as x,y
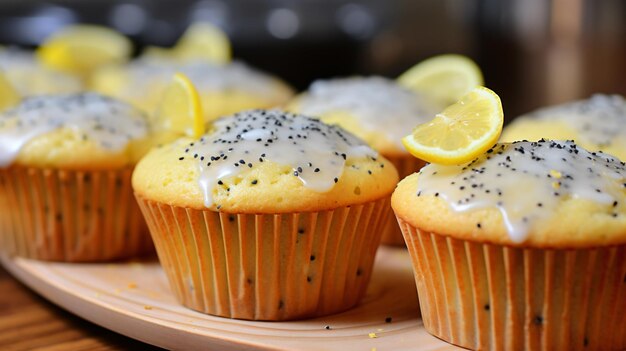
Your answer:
296,76 -> 444,148
0,93 -> 148,167
522,94 -> 626,148
118,57 -> 286,101
0,48 -> 82,95
181,109 -> 379,207
417,140 -> 626,242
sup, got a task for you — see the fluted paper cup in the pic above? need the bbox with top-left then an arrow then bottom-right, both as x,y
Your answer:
379,154 -> 427,246
136,195 -> 391,321
396,216 -> 626,351
0,166 -> 152,262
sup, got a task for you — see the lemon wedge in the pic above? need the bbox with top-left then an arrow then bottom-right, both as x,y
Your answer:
402,86 -> 503,165
397,54 -> 483,105
37,25 -> 131,78
0,72 -> 20,111
155,73 -> 204,138
173,22 -> 231,63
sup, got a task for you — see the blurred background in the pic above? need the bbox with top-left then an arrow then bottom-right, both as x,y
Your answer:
0,0 -> 624,120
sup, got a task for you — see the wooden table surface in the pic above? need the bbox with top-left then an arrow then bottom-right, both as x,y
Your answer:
0,266 -> 163,351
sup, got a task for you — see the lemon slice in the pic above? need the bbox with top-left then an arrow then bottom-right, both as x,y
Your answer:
173,22 -> 231,63
402,86 -> 503,165
0,71 -> 20,111
37,25 -> 131,78
155,73 -> 204,138
397,54 -> 483,105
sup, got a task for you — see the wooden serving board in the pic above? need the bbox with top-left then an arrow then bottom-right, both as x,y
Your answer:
1,247 -> 460,351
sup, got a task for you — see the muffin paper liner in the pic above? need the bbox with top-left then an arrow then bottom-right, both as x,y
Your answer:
0,166 -> 152,262
396,216 -> 626,351
379,154 -> 427,246
136,195 -> 391,321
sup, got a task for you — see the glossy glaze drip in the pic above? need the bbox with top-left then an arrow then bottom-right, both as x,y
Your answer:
0,48 -> 82,95
121,58 -> 284,100
417,140 -> 626,242
182,109 -> 378,207
524,94 -> 626,147
0,93 -> 148,167
296,77 -> 443,148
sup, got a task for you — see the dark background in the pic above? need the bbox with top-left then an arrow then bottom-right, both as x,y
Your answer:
0,0 -> 625,121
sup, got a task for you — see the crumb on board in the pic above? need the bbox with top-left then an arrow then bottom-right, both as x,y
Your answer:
368,332 -> 378,339
128,283 -> 137,289
144,305 -> 153,310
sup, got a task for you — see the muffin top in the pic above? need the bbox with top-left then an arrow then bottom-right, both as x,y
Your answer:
392,140 -> 626,247
502,94 -> 626,160
0,92 -> 150,169
289,77 -> 443,156
133,109 -> 399,212
93,57 -> 293,107
0,48 -> 82,95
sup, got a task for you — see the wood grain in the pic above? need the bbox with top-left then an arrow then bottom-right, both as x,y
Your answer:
1,247 -> 461,350
0,266 -> 162,351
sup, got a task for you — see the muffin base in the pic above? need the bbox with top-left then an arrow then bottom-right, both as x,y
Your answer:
0,166 -> 152,262
397,217 -> 626,351
136,195 -> 390,321
379,154 -> 427,246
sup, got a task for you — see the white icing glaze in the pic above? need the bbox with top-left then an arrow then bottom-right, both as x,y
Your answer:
522,94 -> 626,148
181,109 -> 378,207
0,48 -> 82,95
0,48 -> 41,70
417,140 -> 626,242
0,93 -> 148,167
296,76 -> 444,149
117,57 -> 285,100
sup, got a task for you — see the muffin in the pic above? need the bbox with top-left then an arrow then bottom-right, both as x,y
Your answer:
288,76 -> 445,245
0,92 -> 154,261
36,24 -> 132,83
0,47 -> 82,95
502,94 -> 626,160
392,140 -> 626,351
92,57 -> 294,123
133,109 -> 398,320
